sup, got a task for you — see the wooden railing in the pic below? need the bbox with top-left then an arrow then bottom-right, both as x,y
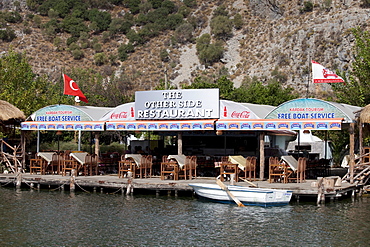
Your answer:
0,139 -> 24,173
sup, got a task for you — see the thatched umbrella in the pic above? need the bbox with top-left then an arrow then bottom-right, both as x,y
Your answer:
0,100 -> 25,123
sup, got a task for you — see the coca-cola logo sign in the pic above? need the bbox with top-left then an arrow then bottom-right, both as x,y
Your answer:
231,111 -> 250,118
110,111 -> 128,119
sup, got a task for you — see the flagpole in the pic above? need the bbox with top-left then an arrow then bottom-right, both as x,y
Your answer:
59,69 -> 64,105
306,58 -> 310,98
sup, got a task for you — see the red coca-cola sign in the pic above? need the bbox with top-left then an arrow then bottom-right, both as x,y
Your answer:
231,111 -> 250,118
110,112 -> 128,119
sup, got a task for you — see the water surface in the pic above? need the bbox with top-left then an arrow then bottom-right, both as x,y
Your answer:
0,187 -> 369,246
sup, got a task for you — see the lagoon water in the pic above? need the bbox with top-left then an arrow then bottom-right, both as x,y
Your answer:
0,187 -> 369,247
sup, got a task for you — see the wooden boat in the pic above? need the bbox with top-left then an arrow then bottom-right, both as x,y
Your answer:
189,183 -> 293,207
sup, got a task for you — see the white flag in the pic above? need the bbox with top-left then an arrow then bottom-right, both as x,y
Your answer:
312,60 -> 344,83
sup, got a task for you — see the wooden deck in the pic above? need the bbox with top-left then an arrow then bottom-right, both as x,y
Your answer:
0,173 -> 361,202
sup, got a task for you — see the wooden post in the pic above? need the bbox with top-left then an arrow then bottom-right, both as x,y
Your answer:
21,130 -> 26,170
359,121 -> 363,163
15,172 -> 21,189
177,132 -> 183,155
349,122 -> 355,184
259,132 -> 265,180
126,170 -> 133,195
317,177 -> 325,205
70,169 -> 76,192
94,133 -> 100,156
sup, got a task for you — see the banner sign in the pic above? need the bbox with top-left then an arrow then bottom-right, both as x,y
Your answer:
21,121 -> 104,131
135,89 -> 219,120
31,105 -> 93,122
106,120 -> 215,131
216,119 -> 342,130
265,98 -> 351,122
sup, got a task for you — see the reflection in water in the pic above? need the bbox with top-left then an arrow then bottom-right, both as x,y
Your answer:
0,187 -> 370,246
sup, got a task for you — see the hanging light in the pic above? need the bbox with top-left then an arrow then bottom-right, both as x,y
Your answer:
216,130 -> 223,136
56,130 -> 63,135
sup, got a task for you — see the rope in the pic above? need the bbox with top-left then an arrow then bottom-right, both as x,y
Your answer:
48,180 -> 69,191
106,186 -> 125,195
74,181 -> 91,193
0,179 -> 14,187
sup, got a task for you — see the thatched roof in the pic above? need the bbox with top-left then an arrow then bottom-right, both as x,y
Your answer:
359,104 -> 370,123
0,100 -> 26,122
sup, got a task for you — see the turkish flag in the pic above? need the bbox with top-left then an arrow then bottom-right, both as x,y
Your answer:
312,60 -> 344,83
63,74 -> 88,103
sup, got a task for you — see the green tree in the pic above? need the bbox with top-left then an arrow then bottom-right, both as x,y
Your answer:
230,78 -> 297,105
331,28 -> 370,106
183,75 -> 233,99
213,5 -> 229,17
196,34 -> 224,66
88,8 -> 112,32
0,51 -> 61,117
210,15 -> 233,40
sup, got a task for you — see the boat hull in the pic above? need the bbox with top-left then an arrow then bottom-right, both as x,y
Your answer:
189,183 -> 292,207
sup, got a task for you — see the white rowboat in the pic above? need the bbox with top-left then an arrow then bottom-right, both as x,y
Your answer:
189,183 -> 293,207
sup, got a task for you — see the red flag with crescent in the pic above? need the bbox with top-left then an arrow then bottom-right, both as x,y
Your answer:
63,74 -> 88,103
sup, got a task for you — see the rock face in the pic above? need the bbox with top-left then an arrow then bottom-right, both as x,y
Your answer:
0,0 -> 369,97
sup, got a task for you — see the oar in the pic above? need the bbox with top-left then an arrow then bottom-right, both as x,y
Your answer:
239,178 -> 258,187
216,178 -> 245,207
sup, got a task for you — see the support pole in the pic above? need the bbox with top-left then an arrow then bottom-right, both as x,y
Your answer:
349,122 -> 355,184
259,132 -> 265,180
177,132 -> 183,155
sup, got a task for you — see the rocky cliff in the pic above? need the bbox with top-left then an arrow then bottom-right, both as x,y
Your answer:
0,0 -> 369,98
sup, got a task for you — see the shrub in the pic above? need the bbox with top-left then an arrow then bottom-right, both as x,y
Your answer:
0,28 -> 16,42
183,0 -> 196,8
72,49 -> 84,60
94,53 -> 108,65
360,0 -> 370,8
66,36 -> 78,46
4,11 -> 22,23
174,22 -> 194,44
300,1 -> 313,13
93,43 -> 103,53
233,13 -> 243,29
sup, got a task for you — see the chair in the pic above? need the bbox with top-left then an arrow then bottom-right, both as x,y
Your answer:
138,155 -> 152,178
83,154 -> 99,176
268,157 -> 287,183
288,157 -> 307,183
244,156 -> 257,181
62,155 -> 79,176
180,156 -> 197,180
29,154 -> 44,175
118,158 -> 136,178
47,152 -> 61,174
160,155 -> 179,180
220,162 -> 239,182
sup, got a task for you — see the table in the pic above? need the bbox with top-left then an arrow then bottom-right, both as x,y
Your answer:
281,155 -> 298,172
228,155 -> 247,171
37,152 -> 54,164
125,154 -> 143,167
37,152 -> 56,174
70,152 -> 88,165
168,155 -> 186,169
